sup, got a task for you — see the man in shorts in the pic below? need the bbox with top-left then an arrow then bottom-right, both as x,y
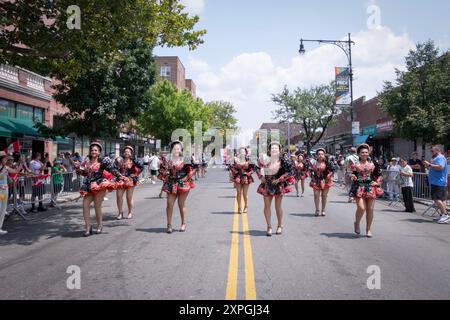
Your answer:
424,146 -> 449,224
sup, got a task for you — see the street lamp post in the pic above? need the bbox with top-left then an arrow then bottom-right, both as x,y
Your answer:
299,33 -> 355,124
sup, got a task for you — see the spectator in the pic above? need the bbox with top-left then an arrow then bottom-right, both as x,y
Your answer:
149,153 -> 160,184
399,158 -> 416,213
43,153 -> 53,175
424,146 -> 449,224
408,152 -> 424,173
73,152 -> 83,163
345,147 -> 359,203
408,152 -> 424,198
62,152 -> 75,192
29,152 -> 47,212
51,160 -> 67,200
0,152 -> 11,235
386,158 -> 400,201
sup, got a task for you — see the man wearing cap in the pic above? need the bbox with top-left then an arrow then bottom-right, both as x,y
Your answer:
386,158 -> 400,201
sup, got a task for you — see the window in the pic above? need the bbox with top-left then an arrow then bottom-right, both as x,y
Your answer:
34,108 -> 44,123
160,66 -> 171,77
0,99 -> 15,118
16,104 -> 34,121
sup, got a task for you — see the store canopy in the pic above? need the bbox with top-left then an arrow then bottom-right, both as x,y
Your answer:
353,135 -> 369,146
55,136 -> 71,144
0,118 -> 41,138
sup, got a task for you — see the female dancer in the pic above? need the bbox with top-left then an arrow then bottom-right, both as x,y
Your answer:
256,142 -> 294,236
309,148 -> 334,217
292,154 -> 308,197
75,142 -> 116,236
159,141 -> 195,233
230,147 -> 254,214
349,144 -> 383,238
114,146 -> 143,220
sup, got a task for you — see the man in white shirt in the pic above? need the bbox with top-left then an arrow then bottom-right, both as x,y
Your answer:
399,158 -> 416,213
149,153 -> 160,184
29,152 -> 47,212
386,158 -> 400,201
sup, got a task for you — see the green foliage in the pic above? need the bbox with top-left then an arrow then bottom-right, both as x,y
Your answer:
52,39 -> 156,139
205,101 -> 239,131
138,80 -> 211,145
379,40 -> 450,144
0,0 -> 206,76
272,82 -> 337,153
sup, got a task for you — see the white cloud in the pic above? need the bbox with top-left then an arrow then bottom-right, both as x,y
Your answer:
188,26 -> 415,132
180,0 -> 206,15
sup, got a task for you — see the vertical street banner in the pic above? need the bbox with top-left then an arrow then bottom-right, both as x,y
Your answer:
335,67 -> 351,106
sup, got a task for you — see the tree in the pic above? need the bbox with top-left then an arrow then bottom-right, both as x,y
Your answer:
138,80 -> 211,146
205,101 -> 239,131
0,0 -> 207,76
379,41 -> 450,145
272,83 -> 337,154
49,39 -> 156,139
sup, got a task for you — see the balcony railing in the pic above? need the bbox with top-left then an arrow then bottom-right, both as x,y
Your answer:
27,74 -> 45,92
0,64 -> 19,83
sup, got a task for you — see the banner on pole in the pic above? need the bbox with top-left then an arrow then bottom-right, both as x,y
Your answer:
335,67 -> 351,106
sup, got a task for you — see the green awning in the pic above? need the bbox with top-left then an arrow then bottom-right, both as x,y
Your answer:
55,136 -> 71,144
0,118 -> 41,138
353,135 -> 369,146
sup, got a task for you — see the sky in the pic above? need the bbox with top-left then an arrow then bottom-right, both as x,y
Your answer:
154,0 -> 450,139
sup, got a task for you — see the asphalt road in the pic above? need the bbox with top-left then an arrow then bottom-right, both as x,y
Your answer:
1,168 -> 449,300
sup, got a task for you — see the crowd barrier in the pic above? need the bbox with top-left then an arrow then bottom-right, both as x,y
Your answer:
5,167 -> 156,221
380,169 -> 450,217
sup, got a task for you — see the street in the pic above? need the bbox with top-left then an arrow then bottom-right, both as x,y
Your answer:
1,167 -> 450,300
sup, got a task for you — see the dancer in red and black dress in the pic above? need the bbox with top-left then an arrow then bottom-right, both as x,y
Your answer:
230,147 -> 254,214
349,144 -> 383,238
159,141 -> 195,233
114,146 -> 143,220
309,148 -> 334,217
292,153 -> 309,197
75,142 -> 116,236
256,142 -> 294,236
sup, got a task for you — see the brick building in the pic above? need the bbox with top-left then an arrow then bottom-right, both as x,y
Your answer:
154,56 -> 196,97
322,95 -> 415,159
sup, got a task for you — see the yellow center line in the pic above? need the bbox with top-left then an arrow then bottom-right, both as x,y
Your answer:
242,208 -> 257,300
225,195 -> 240,300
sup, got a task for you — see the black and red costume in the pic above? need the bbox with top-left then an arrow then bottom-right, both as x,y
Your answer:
293,160 -> 309,182
158,158 -> 196,195
349,160 -> 383,199
230,158 -> 254,185
77,157 -> 116,196
113,157 -> 143,189
308,159 -> 334,191
256,157 -> 295,197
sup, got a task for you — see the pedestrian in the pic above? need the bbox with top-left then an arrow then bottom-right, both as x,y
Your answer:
29,152 -> 47,213
114,146 -> 143,220
349,144 -> 383,238
159,141 -> 195,233
345,147 -> 359,203
399,158 -> 416,213
308,148 -> 334,217
0,152 -> 11,235
51,160 -> 66,201
293,153 -> 308,197
75,142 -> 117,236
386,158 -> 400,201
337,154 -> 345,186
230,147 -> 254,214
201,152 -> 208,178
149,153 -> 160,184
423,146 -> 449,224
61,152 -> 75,192
256,141 -> 295,236
43,153 -> 53,175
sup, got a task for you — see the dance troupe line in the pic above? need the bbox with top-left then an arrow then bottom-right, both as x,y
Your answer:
70,140 -> 382,238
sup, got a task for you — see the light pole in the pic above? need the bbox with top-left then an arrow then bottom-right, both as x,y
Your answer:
299,33 -> 355,124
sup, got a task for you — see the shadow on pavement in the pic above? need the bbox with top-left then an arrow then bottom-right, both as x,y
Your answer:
402,218 -> 435,224
0,204 -> 87,246
230,230 -> 268,237
330,200 -> 353,204
218,196 -> 236,199
135,228 -> 168,234
290,213 -> 317,218
320,233 -> 360,239
211,211 -> 235,215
